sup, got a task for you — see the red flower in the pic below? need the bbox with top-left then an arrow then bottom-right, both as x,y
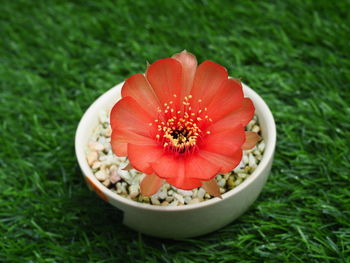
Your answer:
110,51 -> 260,196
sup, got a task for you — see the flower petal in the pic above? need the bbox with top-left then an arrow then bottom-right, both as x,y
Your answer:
110,96 -> 154,139
166,176 -> 202,190
140,173 -> 164,196
110,97 -> 156,154
121,73 -> 160,118
206,78 -> 244,122
190,60 -> 228,107
202,178 -> 222,198
202,125 -> 245,157
209,98 -> 255,133
199,125 -> 245,173
199,149 -> 243,174
151,153 -> 180,179
242,131 -> 261,150
111,131 -> 128,156
127,143 -> 164,174
112,128 -> 155,145
146,58 -> 182,106
185,154 -> 220,180
151,154 -> 202,190
172,50 -> 197,100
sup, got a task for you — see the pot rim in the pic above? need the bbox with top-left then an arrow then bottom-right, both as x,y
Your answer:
75,82 -> 276,212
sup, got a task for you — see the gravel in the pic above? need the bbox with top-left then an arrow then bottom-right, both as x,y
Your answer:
85,110 -> 265,206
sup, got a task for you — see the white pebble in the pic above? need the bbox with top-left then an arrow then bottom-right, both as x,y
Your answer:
177,189 -> 193,197
218,178 -> 226,187
244,148 -> 254,154
247,119 -> 256,130
117,169 -> 130,181
116,182 -> 122,194
242,155 -> 249,165
109,165 -> 116,172
88,141 -> 104,151
92,161 -> 101,169
104,127 -> 112,137
129,169 -> 138,177
239,159 -> 245,168
174,193 -> 185,204
158,190 -> 167,200
252,125 -> 260,133
98,137 -> 107,145
234,160 -> 244,172
258,141 -> 265,152
102,179 -> 110,187
189,198 -> 200,205
103,155 -> 115,165
235,177 -> 243,185
104,143 -> 111,153
110,174 -> 121,184
197,188 -> 206,200
165,196 -> 174,202
168,190 -> 174,196
223,173 -> 230,180
131,174 -> 142,185
184,196 -> 192,204
95,170 -> 108,181
129,185 -> 139,199
151,192 -> 159,199
237,173 -> 247,179
98,111 -> 108,124
253,150 -> 261,157
234,167 -> 244,173
163,183 -> 171,190
87,151 -> 98,166
151,197 -> 160,205
120,183 -> 127,194
249,153 -> 257,168
169,200 -> 179,206
192,189 -> 198,198
98,155 -> 107,161
109,166 -> 121,183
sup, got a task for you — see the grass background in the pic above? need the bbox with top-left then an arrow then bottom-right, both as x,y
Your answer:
1,0 -> 350,262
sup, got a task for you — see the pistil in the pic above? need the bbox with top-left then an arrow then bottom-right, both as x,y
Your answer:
149,94 -> 213,154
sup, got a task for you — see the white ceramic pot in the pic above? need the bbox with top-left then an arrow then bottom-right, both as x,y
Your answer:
75,82 -> 276,239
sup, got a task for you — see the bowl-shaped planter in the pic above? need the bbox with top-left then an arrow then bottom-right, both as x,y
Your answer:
75,82 -> 276,239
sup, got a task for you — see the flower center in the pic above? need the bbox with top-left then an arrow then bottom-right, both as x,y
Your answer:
149,94 -> 212,154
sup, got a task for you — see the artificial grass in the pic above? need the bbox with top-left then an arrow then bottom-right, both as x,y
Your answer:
1,0 -> 349,262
